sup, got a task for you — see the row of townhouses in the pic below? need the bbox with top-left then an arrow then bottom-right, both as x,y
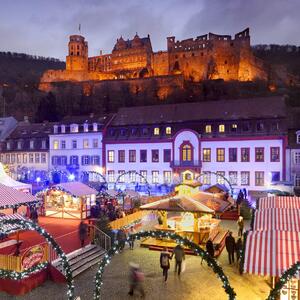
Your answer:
0,96 -> 299,195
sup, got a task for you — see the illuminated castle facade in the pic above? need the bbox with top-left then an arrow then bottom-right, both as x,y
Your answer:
39,28 -> 267,90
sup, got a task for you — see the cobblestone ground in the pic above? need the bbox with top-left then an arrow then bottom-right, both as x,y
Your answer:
0,218 -> 272,300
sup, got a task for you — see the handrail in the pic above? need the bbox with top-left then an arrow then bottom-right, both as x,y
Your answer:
88,224 -> 111,252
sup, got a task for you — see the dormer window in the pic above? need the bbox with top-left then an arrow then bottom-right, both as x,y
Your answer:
30,140 -> 34,149
83,123 -> 89,132
154,127 -> 160,136
219,124 -> 225,133
53,125 -> 58,134
166,127 -> 171,135
61,125 -> 66,133
70,124 -> 78,133
42,140 -> 47,149
17,141 -> 22,150
93,123 -> 98,132
205,125 -> 212,133
231,124 -> 238,132
7,142 -> 11,150
256,122 -> 264,132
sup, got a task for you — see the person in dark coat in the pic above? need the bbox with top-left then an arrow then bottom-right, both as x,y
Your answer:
236,238 -> 243,262
171,244 -> 185,276
201,239 -> 214,264
160,247 -> 172,282
225,231 -> 236,264
78,221 -> 88,248
117,229 -> 127,251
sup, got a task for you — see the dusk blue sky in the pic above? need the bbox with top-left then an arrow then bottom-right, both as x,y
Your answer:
0,0 -> 299,59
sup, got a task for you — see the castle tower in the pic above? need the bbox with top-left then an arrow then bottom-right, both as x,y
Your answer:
66,35 -> 88,71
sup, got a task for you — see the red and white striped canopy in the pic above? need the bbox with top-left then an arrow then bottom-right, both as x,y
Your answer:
259,196 -> 300,209
0,183 -> 36,208
0,213 -> 27,234
244,230 -> 300,278
254,208 -> 300,232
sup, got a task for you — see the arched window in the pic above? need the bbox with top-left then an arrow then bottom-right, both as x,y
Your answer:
182,144 -> 192,161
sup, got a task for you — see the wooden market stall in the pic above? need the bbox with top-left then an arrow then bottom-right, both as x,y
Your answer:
140,195 -> 217,244
42,181 -> 97,219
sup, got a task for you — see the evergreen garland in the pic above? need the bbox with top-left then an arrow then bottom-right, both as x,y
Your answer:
266,261 -> 300,300
239,230 -> 249,275
93,230 -> 236,300
0,219 -> 75,300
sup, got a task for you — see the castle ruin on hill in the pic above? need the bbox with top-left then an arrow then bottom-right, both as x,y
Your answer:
39,28 -> 267,92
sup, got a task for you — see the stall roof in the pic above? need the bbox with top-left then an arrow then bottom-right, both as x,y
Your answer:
191,192 -> 231,213
140,195 -> 214,213
204,184 -> 229,194
0,183 -> 36,209
54,182 -> 97,197
259,196 -> 300,209
253,208 -> 300,232
0,213 -> 27,234
0,163 -> 31,191
244,230 -> 300,278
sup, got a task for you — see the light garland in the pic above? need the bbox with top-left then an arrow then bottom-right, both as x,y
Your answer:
93,230 -> 236,300
266,261 -> 300,300
0,219 -> 75,300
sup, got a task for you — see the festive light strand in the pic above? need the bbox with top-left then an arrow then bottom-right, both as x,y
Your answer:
0,219 -> 75,300
93,230 -> 237,300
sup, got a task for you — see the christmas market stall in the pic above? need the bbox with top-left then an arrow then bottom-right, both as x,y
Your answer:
243,196 -> 300,300
42,181 -> 97,219
140,195 -> 225,246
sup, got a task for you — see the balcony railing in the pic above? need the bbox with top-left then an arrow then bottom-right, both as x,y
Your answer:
170,160 -> 202,168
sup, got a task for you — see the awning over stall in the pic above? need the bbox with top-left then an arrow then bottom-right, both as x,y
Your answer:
0,183 -> 36,209
0,213 -> 27,234
244,230 -> 300,278
53,182 -> 97,197
253,208 -> 300,232
259,196 -> 300,209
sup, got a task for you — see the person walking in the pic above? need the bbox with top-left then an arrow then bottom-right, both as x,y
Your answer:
128,226 -> 135,250
201,239 -> 214,264
225,231 -> 236,264
171,244 -> 185,276
128,262 -> 145,297
117,229 -> 127,251
160,247 -> 172,282
236,238 -> 243,263
237,216 -> 244,237
78,221 -> 88,248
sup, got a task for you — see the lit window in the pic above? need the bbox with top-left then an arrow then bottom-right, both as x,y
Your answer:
83,139 -> 89,149
129,150 -> 136,162
108,170 -> 115,183
53,140 -> 59,150
205,125 -> 212,133
154,127 -> 160,135
255,171 -> 264,186
216,148 -> 225,162
83,124 -> 89,132
202,172 -> 211,185
182,144 -> 192,161
255,148 -> 264,162
140,171 -> 147,183
231,124 -> 238,132
129,171 -> 136,182
219,124 -> 225,133
203,148 -> 211,162
108,150 -> 114,163
166,127 -> 171,135
152,171 -> 159,184
216,171 -> 225,184
229,171 -> 238,185
163,171 -> 172,184
70,124 -> 78,133
241,171 -> 250,186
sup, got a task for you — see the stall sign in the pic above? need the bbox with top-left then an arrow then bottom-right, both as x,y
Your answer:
21,245 -> 45,270
280,278 -> 299,300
